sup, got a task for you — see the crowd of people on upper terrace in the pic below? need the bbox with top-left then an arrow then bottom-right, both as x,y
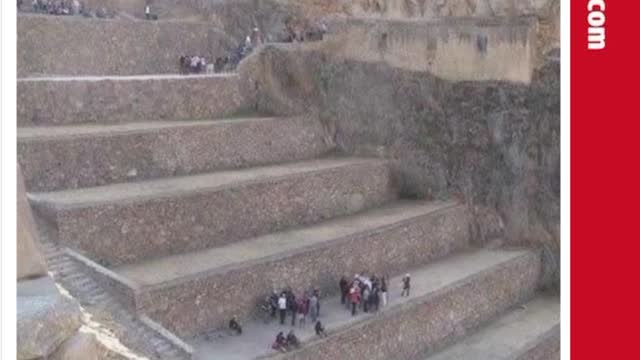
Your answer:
209,18 -> 328,74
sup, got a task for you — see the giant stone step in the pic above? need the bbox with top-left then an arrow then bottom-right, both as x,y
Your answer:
17,73 -> 249,127
18,116 -> 333,192
188,249 -> 542,359
29,158 -> 395,266
108,200 -> 470,337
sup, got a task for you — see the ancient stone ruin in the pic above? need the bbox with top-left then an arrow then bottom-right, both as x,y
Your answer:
17,0 -> 560,359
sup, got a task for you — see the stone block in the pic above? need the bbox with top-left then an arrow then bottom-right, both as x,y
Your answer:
17,277 -> 82,359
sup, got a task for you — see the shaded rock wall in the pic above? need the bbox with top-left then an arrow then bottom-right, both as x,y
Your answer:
239,45 -> 560,285
324,17 -> 537,83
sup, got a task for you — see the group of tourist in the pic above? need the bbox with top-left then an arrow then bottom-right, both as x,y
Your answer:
179,55 -> 210,74
343,273 -> 411,316
271,330 -> 300,353
26,0 -> 112,18
270,321 -> 327,353
263,287 -> 321,327
183,19 -> 329,74
226,272 -> 411,353
30,0 -> 82,15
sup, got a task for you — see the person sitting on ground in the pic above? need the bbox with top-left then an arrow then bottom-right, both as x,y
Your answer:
229,317 -> 242,335
286,330 -> 300,349
315,320 -> 327,337
272,331 -> 288,353
95,6 -> 107,18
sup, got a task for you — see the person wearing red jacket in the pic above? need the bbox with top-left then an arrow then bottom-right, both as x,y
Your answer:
349,286 -> 361,316
297,295 -> 309,328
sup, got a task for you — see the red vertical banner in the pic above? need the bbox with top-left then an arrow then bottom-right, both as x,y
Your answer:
572,0 -> 640,357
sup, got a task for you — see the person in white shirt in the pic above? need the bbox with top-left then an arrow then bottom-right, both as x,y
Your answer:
278,294 -> 287,325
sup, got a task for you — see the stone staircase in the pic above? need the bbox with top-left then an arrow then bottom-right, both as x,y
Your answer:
18,19 -> 558,360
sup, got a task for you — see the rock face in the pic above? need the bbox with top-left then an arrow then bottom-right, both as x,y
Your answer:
17,165 -> 46,280
17,277 -> 82,360
240,45 -> 560,286
50,329 -> 128,360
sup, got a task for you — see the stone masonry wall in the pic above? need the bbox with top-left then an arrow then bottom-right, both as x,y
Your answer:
17,14 -> 234,77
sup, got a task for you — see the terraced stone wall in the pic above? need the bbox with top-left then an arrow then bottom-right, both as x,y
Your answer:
238,44 -> 560,286
17,14 -> 234,77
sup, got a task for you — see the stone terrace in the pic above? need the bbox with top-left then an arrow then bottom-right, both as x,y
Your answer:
192,249 -> 543,359
18,10 -> 558,360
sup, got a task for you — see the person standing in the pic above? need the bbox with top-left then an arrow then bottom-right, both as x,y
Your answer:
381,276 -> 388,306
339,276 -> 349,305
401,274 -> 411,297
362,285 -> 370,313
371,285 -> 380,312
349,286 -> 360,316
297,295 -> 308,328
269,291 -> 279,318
289,292 -> 298,327
278,293 -> 287,325
309,293 -> 319,323
313,288 -> 321,316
